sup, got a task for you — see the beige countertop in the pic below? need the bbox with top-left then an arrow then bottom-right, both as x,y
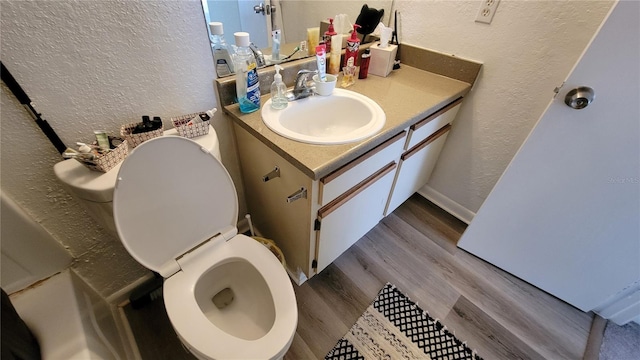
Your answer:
222,64 -> 472,180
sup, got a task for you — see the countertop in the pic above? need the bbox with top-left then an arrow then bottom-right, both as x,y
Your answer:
222,64 -> 472,180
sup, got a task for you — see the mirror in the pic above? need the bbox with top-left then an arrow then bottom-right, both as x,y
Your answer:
202,0 -> 394,75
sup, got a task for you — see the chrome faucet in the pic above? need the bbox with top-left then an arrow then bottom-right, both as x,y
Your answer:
249,43 -> 266,68
286,69 -> 317,101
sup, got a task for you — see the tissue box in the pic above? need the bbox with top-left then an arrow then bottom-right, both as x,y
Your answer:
369,43 -> 398,77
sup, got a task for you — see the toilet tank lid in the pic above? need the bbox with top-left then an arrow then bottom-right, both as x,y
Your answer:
53,127 -> 220,204
113,136 -> 238,276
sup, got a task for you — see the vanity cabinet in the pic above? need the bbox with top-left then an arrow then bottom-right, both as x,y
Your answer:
386,98 -> 462,215
316,162 -> 397,272
232,97 -> 462,283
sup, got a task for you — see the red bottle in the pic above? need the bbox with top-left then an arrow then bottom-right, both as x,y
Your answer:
359,49 -> 371,79
323,18 -> 337,54
343,24 -> 361,67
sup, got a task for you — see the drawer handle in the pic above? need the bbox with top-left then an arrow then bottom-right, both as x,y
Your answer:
262,166 -> 280,182
286,187 -> 307,203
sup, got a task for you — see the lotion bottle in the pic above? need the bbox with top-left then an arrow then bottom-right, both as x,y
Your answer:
343,24 -> 361,67
270,65 -> 288,110
234,32 -> 261,113
323,18 -> 337,54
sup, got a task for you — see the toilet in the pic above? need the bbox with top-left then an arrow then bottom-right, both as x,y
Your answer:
55,131 -> 297,360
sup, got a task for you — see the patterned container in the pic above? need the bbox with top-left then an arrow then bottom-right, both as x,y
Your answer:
75,139 -> 128,173
171,112 -> 211,139
120,123 -> 163,148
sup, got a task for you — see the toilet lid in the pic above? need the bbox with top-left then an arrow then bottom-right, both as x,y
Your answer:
113,136 -> 238,277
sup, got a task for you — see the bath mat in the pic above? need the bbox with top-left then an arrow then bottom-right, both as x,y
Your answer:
325,283 -> 483,360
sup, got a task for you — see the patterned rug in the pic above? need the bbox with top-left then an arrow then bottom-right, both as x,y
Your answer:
325,283 -> 483,360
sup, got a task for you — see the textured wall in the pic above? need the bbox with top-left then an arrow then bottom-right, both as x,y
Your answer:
397,0 -> 613,216
0,0 -> 244,297
0,0 -> 613,297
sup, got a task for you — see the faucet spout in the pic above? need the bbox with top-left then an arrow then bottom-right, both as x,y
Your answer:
249,43 -> 266,68
287,69 -> 317,100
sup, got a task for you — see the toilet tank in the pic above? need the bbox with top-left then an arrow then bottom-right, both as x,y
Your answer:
54,127 -> 221,237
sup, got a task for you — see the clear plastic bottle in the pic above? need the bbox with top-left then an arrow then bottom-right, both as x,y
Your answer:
234,32 -> 261,113
209,22 -> 234,77
270,65 -> 288,110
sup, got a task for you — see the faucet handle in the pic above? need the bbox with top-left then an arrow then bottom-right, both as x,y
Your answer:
295,69 -> 318,86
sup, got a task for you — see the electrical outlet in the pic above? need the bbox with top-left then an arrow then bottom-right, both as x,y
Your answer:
475,0 -> 500,24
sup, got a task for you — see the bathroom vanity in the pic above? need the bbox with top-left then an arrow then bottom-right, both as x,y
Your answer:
218,45 -> 481,284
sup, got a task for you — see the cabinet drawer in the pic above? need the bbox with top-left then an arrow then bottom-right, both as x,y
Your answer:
319,131 -> 405,206
316,162 -> 397,273
405,98 -> 461,150
386,124 -> 451,215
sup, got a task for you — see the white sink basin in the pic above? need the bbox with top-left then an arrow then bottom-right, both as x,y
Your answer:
261,88 -> 385,145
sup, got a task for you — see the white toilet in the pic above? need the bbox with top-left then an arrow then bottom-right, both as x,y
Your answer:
55,131 -> 297,360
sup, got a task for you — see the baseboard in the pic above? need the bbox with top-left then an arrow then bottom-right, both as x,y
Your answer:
106,273 -> 154,307
417,185 -> 476,224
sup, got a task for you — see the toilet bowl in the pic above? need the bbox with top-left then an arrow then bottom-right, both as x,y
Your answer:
112,136 -> 297,359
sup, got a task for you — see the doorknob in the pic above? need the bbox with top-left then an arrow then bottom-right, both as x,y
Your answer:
564,86 -> 595,109
254,3 -> 273,15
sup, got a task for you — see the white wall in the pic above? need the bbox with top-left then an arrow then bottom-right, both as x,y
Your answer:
399,0 -> 613,220
0,0 -> 244,297
0,0 -> 613,297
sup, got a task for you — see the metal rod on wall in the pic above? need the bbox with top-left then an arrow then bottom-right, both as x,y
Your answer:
1,61 -> 67,154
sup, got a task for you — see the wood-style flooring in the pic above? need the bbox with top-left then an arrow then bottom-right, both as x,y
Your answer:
124,194 -> 594,359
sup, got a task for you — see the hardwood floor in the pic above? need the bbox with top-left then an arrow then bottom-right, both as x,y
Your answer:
285,194 -> 593,360
124,194 -> 593,359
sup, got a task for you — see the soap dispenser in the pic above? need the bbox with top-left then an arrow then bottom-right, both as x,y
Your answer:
270,65 -> 288,110
343,24 -> 361,67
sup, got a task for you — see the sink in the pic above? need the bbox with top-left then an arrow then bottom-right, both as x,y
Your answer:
261,88 -> 385,145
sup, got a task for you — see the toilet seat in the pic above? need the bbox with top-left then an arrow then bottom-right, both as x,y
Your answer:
113,136 -> 238,277
163,234 -> 297,360
113,136 -> 297,360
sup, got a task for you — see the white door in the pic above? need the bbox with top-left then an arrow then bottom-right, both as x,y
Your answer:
458,0 -> 639,317
203,0 -> 270,48
237,0 -> 270,48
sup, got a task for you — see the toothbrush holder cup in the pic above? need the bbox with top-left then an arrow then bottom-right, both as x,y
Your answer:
313,74 -> 337,96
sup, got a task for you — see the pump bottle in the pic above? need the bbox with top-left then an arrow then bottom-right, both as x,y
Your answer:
323,18 -> 337,54
209,22 -> 234,77
343,24 -> 362,67
234,32 -> 261,113
270,65 -> 288,110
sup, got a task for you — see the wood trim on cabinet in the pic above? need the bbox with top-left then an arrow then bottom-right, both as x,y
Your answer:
318,161 -> 397,219
411,97 -> 463,132
320,131 -> 406,185
401,124 -> 451,161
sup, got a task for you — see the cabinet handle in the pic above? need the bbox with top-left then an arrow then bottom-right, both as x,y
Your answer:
402,124 -> 451,161
262,166 -> 280,182
411,97 -> 463,131
286,187 -> 307,203
318,162 -> 397,218
321,131 -> 406,185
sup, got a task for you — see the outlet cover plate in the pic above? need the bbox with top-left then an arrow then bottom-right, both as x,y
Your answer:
476,0 -> 500,24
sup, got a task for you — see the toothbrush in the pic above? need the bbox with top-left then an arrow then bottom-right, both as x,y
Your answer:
280,46 -> 300,61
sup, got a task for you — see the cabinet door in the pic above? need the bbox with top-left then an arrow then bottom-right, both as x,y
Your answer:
386,124 -> 451,215
234,124 -> 313,276
319,132 -> 405,206
405,98 -> 461,150
315,162 -> 397,273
